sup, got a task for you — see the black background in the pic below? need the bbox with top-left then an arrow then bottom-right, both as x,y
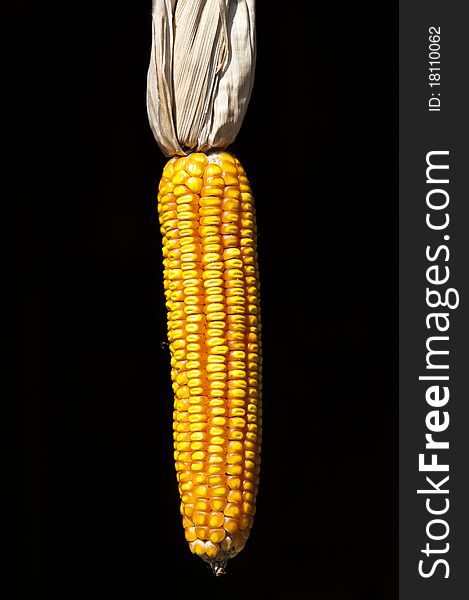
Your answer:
10,1 -> 397,599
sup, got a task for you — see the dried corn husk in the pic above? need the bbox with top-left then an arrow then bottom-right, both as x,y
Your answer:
146,0 -> 256,157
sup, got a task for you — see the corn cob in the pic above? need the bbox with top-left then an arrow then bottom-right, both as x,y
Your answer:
157,150 -> 262,574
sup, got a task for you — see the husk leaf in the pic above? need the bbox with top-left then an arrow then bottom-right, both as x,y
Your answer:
147,0 -> 256,157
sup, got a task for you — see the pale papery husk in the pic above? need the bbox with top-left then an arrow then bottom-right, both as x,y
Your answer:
146,0 -> 256,157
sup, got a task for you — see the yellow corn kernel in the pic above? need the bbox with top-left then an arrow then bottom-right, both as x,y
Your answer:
184,527 -> 197,542
210,497 -> 227,512
209,529 -> 226,544
224,503 -> 241,519
209,512 -> 225,528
